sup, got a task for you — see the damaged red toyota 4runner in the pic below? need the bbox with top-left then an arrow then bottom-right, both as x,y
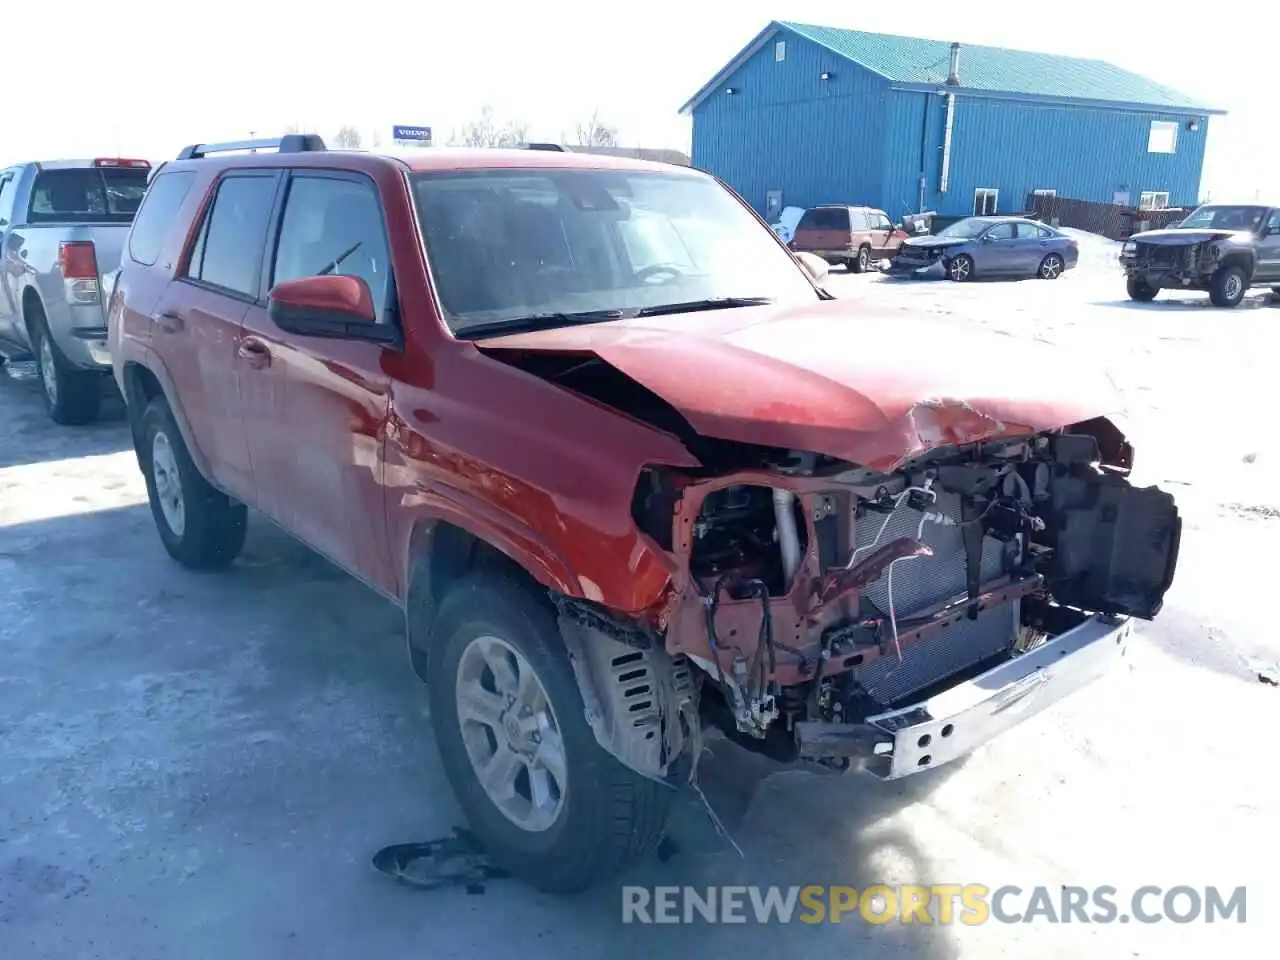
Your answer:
108,136 -> 1181,894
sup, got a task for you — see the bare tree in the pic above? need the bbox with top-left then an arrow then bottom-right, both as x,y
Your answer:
449,105 -> 530,147
371,129 -> 382,149
575,109 -> 619,148
334,125 -> 363,149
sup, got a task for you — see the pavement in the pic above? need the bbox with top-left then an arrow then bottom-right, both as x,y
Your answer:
2,251 -> 1277,958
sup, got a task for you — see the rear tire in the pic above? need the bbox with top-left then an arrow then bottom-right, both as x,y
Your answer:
1037,253 -> 1064,280
850,245 -> 870,274
139,395 -> 246,570
1209,265 -> 1247,308
427,573 -> 671,894
29,304 -> 102,425
1126,277 -> 1158,302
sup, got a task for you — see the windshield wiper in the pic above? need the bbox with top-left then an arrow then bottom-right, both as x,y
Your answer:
633,296 -> 774,318
454,309 -> 627,339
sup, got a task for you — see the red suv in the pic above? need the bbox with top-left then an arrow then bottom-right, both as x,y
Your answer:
789,204 -> 910,273
109,135 -> 1181,893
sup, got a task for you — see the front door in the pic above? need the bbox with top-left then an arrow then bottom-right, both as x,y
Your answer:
1255,210 -> 1280,283
978,221 -> 1018,273
0,169 -> 20,342
867,209 -> 897,256
151,171 -> 281,502
236,170 -> 397,594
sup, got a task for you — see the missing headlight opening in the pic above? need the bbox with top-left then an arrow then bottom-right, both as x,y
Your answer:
601,417 -> 1180,779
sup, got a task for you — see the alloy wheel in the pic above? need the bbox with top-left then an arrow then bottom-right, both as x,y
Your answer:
455,634 -> 567,833
151,431 -> 186,537
38,334 -> 58,406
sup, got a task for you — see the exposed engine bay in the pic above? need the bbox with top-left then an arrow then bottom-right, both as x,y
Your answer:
560,418 -> 1180,780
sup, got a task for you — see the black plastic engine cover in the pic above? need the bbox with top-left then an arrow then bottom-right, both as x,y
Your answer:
1042,468 -> 1181,620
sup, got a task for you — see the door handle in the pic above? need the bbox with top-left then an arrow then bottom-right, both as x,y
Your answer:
237,336 -> 272,369
156,311 -> 183,333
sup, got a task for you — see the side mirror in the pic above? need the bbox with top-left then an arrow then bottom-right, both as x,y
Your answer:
794,251 -> 829,284
267,275 -> 400,347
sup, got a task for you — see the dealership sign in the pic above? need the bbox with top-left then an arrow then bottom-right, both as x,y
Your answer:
393,125 -> 433,145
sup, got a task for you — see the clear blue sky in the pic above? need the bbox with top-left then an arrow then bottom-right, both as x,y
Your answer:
8,0 -> 1274,201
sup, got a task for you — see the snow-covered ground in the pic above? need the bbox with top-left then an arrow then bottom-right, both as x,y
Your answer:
1,245 -> 1277,959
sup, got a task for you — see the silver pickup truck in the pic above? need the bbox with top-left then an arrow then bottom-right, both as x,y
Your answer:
0,158 -> 152,423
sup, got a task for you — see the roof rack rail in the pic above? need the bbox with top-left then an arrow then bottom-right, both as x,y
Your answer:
176,134 -> 327,160
521,142 -> 567,152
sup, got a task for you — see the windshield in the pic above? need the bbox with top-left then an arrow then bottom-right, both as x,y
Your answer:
1175,205 -> 1267,231
412,168 -> 818,334
936,218 -> 991,239
27,168 -> 149,224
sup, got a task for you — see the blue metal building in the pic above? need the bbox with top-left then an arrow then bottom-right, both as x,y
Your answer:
681,22 -> 1226,222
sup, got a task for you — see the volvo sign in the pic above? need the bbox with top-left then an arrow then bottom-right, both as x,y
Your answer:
392,125 -> 433,146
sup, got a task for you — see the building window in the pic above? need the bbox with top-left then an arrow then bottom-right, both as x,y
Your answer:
1148,121 -> 1178,154
1139,191 -> 1170,210
974,188 -> 999,216
1032,189 -> 1057,198
774,40 -> 786,61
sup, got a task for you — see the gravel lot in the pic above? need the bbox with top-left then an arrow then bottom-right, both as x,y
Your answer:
3,244 -> 1277,958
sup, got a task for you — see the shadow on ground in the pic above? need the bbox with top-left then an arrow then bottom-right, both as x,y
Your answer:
0,373 -> 130,469
1,503 -> 959,960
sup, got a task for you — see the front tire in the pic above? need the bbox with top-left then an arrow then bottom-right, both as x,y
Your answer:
1209,265 -> 1247,308
139,396 -> 246,569
29,305 -> 101,425
427,573 -> 671,894
1126,277 -> 1158,302
947,254 -> 973,282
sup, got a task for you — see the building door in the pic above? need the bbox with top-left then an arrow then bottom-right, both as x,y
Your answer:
973,188 -> 998,216
765,190 -> 783,223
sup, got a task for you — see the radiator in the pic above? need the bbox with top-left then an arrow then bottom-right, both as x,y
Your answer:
851,492 -> 1017,704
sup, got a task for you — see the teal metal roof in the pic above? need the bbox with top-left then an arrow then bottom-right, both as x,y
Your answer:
682,21 -> 1222,114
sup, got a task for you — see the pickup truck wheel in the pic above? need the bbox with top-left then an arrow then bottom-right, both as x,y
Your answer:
29,307 -> 101,425
1126,276 -> 1157,302
139,396 -> 246,569
947,254 -> 973,282
1209,265 -> 1247,308
428,573 -> 671,893
850,245 -> 870,273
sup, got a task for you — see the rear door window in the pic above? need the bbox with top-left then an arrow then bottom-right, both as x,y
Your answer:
271,174 -> 393,321
799,207 -> 849,231
26,168 -> 150,223
848,208 -> 868,230
1036,226 -> 1056,239
128,171 -> 196,266
185,174 -> 278,298
1014,222 -> 1042,239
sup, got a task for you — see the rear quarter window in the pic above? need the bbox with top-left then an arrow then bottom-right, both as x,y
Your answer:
27,168 -> 150,223
799,207 -> 849,231
128,171 -> 197,266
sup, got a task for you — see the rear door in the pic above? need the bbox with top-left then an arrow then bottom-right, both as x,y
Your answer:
1255,210 -> 1280,282
236,170 -> 398,594
1012,221 -> 1050,273
148,171 -> 280,502
792,206 -> 850,255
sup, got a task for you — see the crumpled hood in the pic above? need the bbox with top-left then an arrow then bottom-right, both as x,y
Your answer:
1129,227 -> 1250,246
903,235 -> 967,250
476,300 -> 1123,471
